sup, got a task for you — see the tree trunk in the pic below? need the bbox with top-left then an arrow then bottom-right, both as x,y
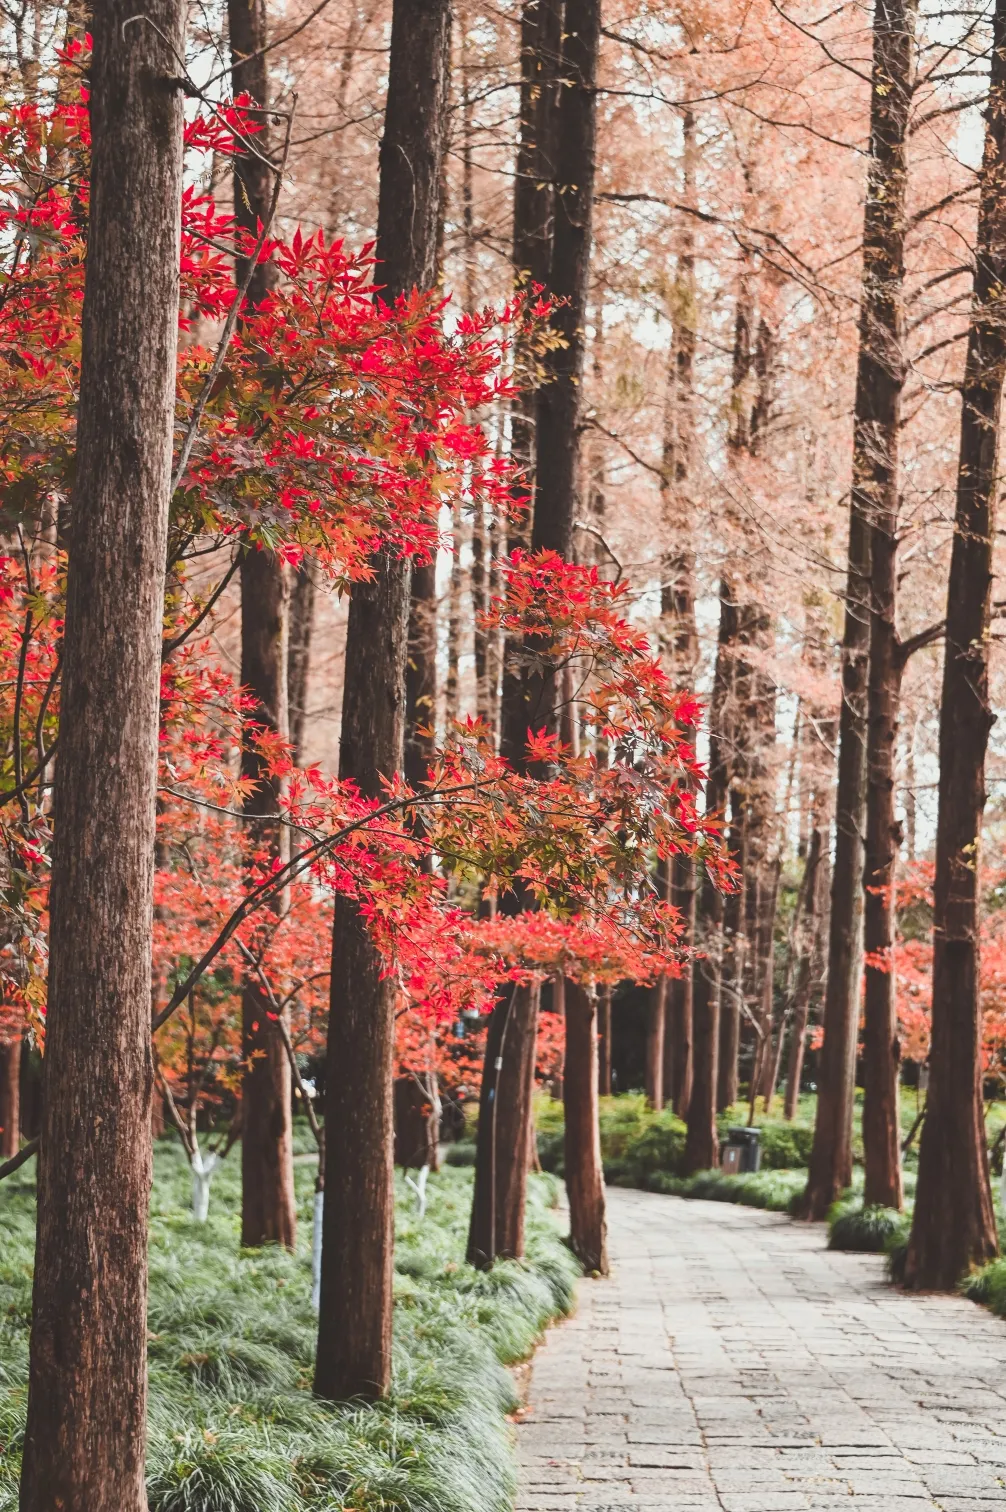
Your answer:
802,0 -> 914,1219
718,790 -> 746,1111
905,0 -> 1006,1286
471,0 -> 600,1267
405,556 -> 438,789
315,0 -> 451,1402
598,983 -> 612,1095
0,1035 -> 20,1158
645,978 -> 665,1110
467,982 -> 539,1265
684,585 -> 731,1173
784,826 -> 824,1122
19,3 -> 184,1504
564,981 -> 608,1272
288,562 -> 315,766
229,0 -> 297,1255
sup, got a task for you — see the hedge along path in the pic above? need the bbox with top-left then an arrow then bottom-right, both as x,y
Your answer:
517,1187 -> 1006,1511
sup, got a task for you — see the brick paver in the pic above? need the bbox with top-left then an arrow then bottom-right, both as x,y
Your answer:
516,1187 -> 1006,1511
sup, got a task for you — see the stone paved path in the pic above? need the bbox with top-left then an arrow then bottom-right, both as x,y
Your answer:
516,1188 -> 1006,1512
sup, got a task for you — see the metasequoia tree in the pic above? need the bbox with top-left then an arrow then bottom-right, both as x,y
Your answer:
803,0 -> 917,1220
315,0 -> 452,1403
468,0 -> 603,1271
0,1034 -> 19,1158
227,0 -> 297,1250
905,0 -> 1006,1288
18,0 -> 185,1505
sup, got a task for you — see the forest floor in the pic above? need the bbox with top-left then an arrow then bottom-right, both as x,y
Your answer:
517,1188 -> 1006,1512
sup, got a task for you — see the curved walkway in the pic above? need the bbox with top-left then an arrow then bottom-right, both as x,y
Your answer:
517,1188 -> 1006,1512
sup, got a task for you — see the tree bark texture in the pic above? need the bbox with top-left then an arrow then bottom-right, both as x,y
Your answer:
905,0 -> 1006,1286
0,1035 -> 20,1159
405,557 -> 438,790
316,0 -> 451,1400
684,586 -> 732,1174
229,0 -> 297,1254
718,789 -> 746,1111
784,825 -> 825,1122
473,0 -> 600,1268
564,981 -> 608,1272
645,978 -> 665,1110
803,0 -> 913,1218
532,0 -> 601,555
467,982 -> 539,1266
19,3 -> 184,1505
288,562 -> 315,765
858,0 -> 916,1217
598,983 -> 612,1095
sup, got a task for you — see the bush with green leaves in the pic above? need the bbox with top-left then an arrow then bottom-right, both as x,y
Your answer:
0,1142 -> 577,1512
827,1200 -> 910,1254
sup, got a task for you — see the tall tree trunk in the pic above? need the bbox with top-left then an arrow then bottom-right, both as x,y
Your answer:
315,0 -> 451,1401
470,0 -> 601,1268
905,0 -> 1006,1285
19,2 -> 184,1503
784,825 -> 824,1122
229,0 -> 297,1253
802,0 -> 913,1219
683,585 -> 731,1173
645,978 -> 665,1110
0,1035 -> 20,1158
288,563 -> 315,766
467,982 -> 540,1265
718,790 -> 745,1111
661,107 -> 698,1120
564,982 -> 607,1272
405,556 -> 438,789
598,983 -> 612,1095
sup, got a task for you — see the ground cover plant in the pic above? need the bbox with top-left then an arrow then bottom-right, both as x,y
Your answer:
0,1143 -> 576,1512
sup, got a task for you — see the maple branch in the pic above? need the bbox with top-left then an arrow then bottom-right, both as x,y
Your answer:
170,108 -> 294,497
151,780 -> 484,1032
0,1134 -> 39,1182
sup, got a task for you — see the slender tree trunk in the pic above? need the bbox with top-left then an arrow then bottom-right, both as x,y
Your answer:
803,0 -> 915,1219
288,563 -> 315,766
564,982 -> 607,1271
905,0 -> 1006,1285
684,586 -> 731,1173
316,0 -> 451,1401
645,979 -> 665,1110
19,3 -> 184,1503
784,826 -> 824,1122
229,0 -> 297,1253
405,556 -> 438,789
598,983 -> 612,1095
471,0 -> 600,1267
0,1035 -> 20,1158
718,790 -> 745,1111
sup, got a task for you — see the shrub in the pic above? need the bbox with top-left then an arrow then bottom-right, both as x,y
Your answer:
828,1201 -> 909,1254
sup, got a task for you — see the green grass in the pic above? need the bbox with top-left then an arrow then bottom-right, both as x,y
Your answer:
0,1143 -> 578,1512
827,1199 -> 911,1254
642,1167 -> 809,1212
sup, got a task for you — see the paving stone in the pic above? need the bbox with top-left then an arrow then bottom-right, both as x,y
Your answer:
515,1188 -> 1006,1511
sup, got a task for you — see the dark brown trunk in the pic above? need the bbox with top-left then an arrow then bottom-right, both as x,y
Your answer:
784,825 -> 824,1123
229,0 -> 297,1254
471,0 -> 600,1266
405,557 -> 438,789
803,0 -> 914,1219
598,983 -> 612,1096
905,0 -> 1006,1286
19,3 -> 184,1504
467,983 -> 539,1265
0,1035 -> 20,1159
668,857 -> 695,1118
315,0 -> 451,1401
645,979 -> 665,1110
718,791 -> 746,1111
239,547 -> 296,1250
684,586 -> 731,1174
564,981 -> 608,1272
288,563 -> 315,766
754,858 -> 781,1108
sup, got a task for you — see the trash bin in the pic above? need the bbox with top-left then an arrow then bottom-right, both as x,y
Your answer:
721,1126 -> 761,1175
